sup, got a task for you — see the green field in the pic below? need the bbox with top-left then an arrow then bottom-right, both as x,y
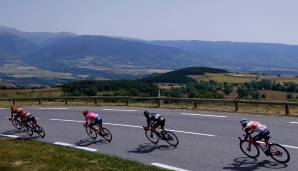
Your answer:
0,138 -> 166,171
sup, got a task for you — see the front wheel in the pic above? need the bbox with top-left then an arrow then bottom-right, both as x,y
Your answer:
164,131 -> 179,147
35,125 -> 46,138
145,129 -> 159,144
240,141 -> 260,158
269,143 -> 290,164
86,126 -> 97,140
101,128 -> 112,142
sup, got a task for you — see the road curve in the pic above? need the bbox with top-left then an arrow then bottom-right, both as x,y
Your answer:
1,107 -> 297,171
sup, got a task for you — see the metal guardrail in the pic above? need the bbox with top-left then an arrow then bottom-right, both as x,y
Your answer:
1,96 -> 297,115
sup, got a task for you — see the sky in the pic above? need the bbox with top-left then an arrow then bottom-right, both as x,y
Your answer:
1,0 -> 298,44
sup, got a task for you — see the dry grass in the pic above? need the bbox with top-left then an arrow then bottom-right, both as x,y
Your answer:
191,73 -> 254,83
0,88 -> 63,98
1,99 -> 297,117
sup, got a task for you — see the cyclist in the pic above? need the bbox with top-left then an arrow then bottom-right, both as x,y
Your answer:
9,106 -> 24,120
82,110 -> 103,133
240,118 -> 271,155
143,111 -> 166,135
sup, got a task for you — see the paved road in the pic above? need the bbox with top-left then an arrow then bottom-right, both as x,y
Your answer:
1,107 -> 297,171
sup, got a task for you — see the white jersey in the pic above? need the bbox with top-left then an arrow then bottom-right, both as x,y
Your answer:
246,121 -> 268,133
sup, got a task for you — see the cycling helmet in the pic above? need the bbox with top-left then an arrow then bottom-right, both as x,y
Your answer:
240,118 -> 248,128
143,111 -> 149,118
83,110 -> 88,116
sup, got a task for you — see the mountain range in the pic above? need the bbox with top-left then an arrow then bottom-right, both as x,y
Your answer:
0,26 -> 298,86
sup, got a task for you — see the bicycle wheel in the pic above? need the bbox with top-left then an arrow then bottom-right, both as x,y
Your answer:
86,126 -> 97,140
240,141 -> 260,158
101,128 -> 112,142
25,124 -> 34,136
35,125 -> 46,138
269,143 -> 290,164
12,118 -> 22,130
145,129 -> 159,144
164,131 -> 179,147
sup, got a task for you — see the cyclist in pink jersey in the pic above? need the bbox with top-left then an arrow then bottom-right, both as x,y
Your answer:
83,111 -> 102,132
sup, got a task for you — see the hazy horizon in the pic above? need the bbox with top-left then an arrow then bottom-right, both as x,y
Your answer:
1,0 -> 298,45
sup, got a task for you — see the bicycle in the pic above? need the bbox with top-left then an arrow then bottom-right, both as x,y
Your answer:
85,123 -> 112,142
143,123 -> 179,147
238,132 -> 290,164
10,114 -> 45,138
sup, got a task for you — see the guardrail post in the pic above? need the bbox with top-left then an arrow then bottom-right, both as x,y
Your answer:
157,98 -> 161,107
94,98 -> 97,105
125,98 -> 129,106
285,104 -> 289,115
38,98 -> 41,105
235,102 -> 239,112
65,98 -> 68,105
193,100 -> 198,108
12,98 -> 15,105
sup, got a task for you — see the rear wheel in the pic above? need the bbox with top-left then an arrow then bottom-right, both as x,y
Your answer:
35,125 -> 46,138
145,129 -> 159,144
101,128 -> 112,142
240,141 -> 260,158
269,143 -> 290,164
164,131 -> 179,147
86,126 -> 97,140
12,118 -> 22,130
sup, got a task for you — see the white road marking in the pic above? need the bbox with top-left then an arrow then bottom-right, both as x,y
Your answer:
50,118 -> 83,123
5,116 -> 39,120
101,109 -> 137,112
281,144 -> 298,149
152,163 -> 189,171
50,118 -> 215,137
104,122 -> 142,128
167,129 -> 215,137
0,108 -> 6,109
36,108 -> 69,110
289,122 -> 298,124
180,112 -> 227,118
54,142 -> 97,152
0,134 -> 19,138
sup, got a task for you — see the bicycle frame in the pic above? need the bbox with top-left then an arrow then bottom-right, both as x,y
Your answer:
243,133 -> 271,151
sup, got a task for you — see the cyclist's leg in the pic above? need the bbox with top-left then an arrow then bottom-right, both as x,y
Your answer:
160,117 -> 165,130
144,119 -> 151,130
28,115 -> 37,128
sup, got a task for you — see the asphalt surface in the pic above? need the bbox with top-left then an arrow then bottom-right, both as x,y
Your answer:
1,107 -> 298,171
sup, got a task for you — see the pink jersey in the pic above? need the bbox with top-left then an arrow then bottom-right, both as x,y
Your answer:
85,112 -> 99,122
246,121 -> 268,133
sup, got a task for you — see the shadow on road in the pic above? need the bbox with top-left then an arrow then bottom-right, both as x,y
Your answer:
75,138 -> 107,146
127,143 -> 175,154
1,130 -> 40,140
2,129 -> 23,135
222,157 -> 287,171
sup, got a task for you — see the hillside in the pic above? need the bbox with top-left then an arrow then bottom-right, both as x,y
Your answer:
142,67 -> 227,83
0,27 -> 207,86
25,35 -> 206,70
2,26 -> 298,86
150,40 -> 298,74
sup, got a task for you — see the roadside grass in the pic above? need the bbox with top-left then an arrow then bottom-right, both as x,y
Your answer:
0,138 -> 166,171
